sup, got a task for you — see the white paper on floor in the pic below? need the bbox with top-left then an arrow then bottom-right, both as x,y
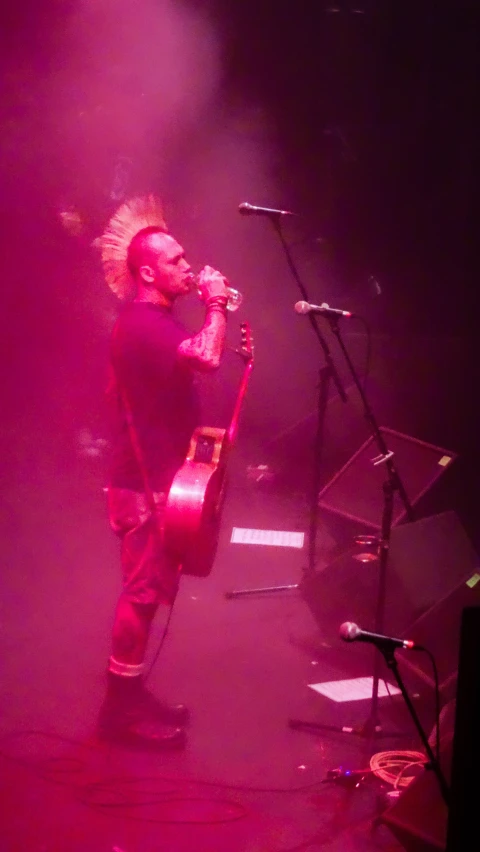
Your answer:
230,528 -> 305,548
308,676 -> 401,703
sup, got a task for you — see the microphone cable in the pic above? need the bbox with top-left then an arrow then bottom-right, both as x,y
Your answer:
143,584 -> 180,682
370,750 -> 426,789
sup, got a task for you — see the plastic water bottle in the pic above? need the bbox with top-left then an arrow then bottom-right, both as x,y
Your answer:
191,273 -> 243,312
224,287 -> 243,312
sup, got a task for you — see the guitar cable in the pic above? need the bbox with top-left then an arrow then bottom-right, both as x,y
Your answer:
143,584 -> 180,682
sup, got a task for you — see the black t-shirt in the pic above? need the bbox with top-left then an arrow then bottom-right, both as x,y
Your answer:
109,302 -> 199,491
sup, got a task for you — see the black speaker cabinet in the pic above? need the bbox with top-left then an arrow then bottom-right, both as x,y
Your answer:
389,510 -> 480,631
397,572 -> 480,697
318,427 -> 457,530
394,513 -> 480,696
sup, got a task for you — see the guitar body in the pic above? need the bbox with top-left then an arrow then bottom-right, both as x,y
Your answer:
164,323 -> 254,578
164,427 -> 229,577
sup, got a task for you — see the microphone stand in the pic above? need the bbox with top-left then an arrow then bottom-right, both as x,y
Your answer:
225,216 -> 348,600
289,319 -> 415,745
226,211 -> 415,749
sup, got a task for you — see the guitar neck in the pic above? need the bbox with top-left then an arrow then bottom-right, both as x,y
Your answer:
227,355 -> 254,445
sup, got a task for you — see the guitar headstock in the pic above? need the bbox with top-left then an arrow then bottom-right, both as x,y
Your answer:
239,322 -> 254,364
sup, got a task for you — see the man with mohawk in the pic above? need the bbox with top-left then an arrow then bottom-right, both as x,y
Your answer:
96,196 -> 229,748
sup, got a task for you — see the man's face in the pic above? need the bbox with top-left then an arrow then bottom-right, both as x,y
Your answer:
143,232 -> 193,301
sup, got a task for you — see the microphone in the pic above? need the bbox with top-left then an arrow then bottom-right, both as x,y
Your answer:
339,622 -> 420,652
238,202 -> 296,217
294,300 -> 352,318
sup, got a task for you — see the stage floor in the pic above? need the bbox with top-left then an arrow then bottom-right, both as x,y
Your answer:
0,476 -> 431,852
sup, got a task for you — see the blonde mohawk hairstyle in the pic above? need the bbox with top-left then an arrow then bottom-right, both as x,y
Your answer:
95,194 -> 168,300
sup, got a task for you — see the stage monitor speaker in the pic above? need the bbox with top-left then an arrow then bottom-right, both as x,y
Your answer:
380,732 -> 452,851
318,427 -> 457,530
397,573 -> 480,698
301,510 -> 479,643
387,510 -> 480,633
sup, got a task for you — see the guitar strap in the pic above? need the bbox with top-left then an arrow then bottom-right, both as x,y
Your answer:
118,385 -> 162,523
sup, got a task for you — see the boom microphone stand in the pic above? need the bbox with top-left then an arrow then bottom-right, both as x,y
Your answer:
288,315 -> 415,744
225,217 -> 348,597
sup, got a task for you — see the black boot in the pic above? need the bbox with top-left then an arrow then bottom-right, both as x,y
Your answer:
98,672 -> 187,749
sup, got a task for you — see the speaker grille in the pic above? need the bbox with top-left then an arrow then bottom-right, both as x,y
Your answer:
318,427 -> 457,530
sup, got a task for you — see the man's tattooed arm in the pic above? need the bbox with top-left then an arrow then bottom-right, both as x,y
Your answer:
178,302 -> 227,371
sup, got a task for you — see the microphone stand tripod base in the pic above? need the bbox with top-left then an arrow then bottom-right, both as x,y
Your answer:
225,582 -> 299,599
287,717 -> 405,740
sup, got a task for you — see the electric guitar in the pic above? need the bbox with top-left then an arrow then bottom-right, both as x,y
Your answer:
164,322 -> 254,577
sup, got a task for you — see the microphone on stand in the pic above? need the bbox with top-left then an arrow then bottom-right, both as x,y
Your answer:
339,622 -> 421,652
294,300 -> 353,319
238,202 -> 296,217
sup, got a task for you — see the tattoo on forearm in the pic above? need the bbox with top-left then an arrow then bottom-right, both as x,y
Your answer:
178,307 -> 227,371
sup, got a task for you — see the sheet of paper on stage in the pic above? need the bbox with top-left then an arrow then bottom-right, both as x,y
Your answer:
230,528 -> 305,548
308,676 -> 401,703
